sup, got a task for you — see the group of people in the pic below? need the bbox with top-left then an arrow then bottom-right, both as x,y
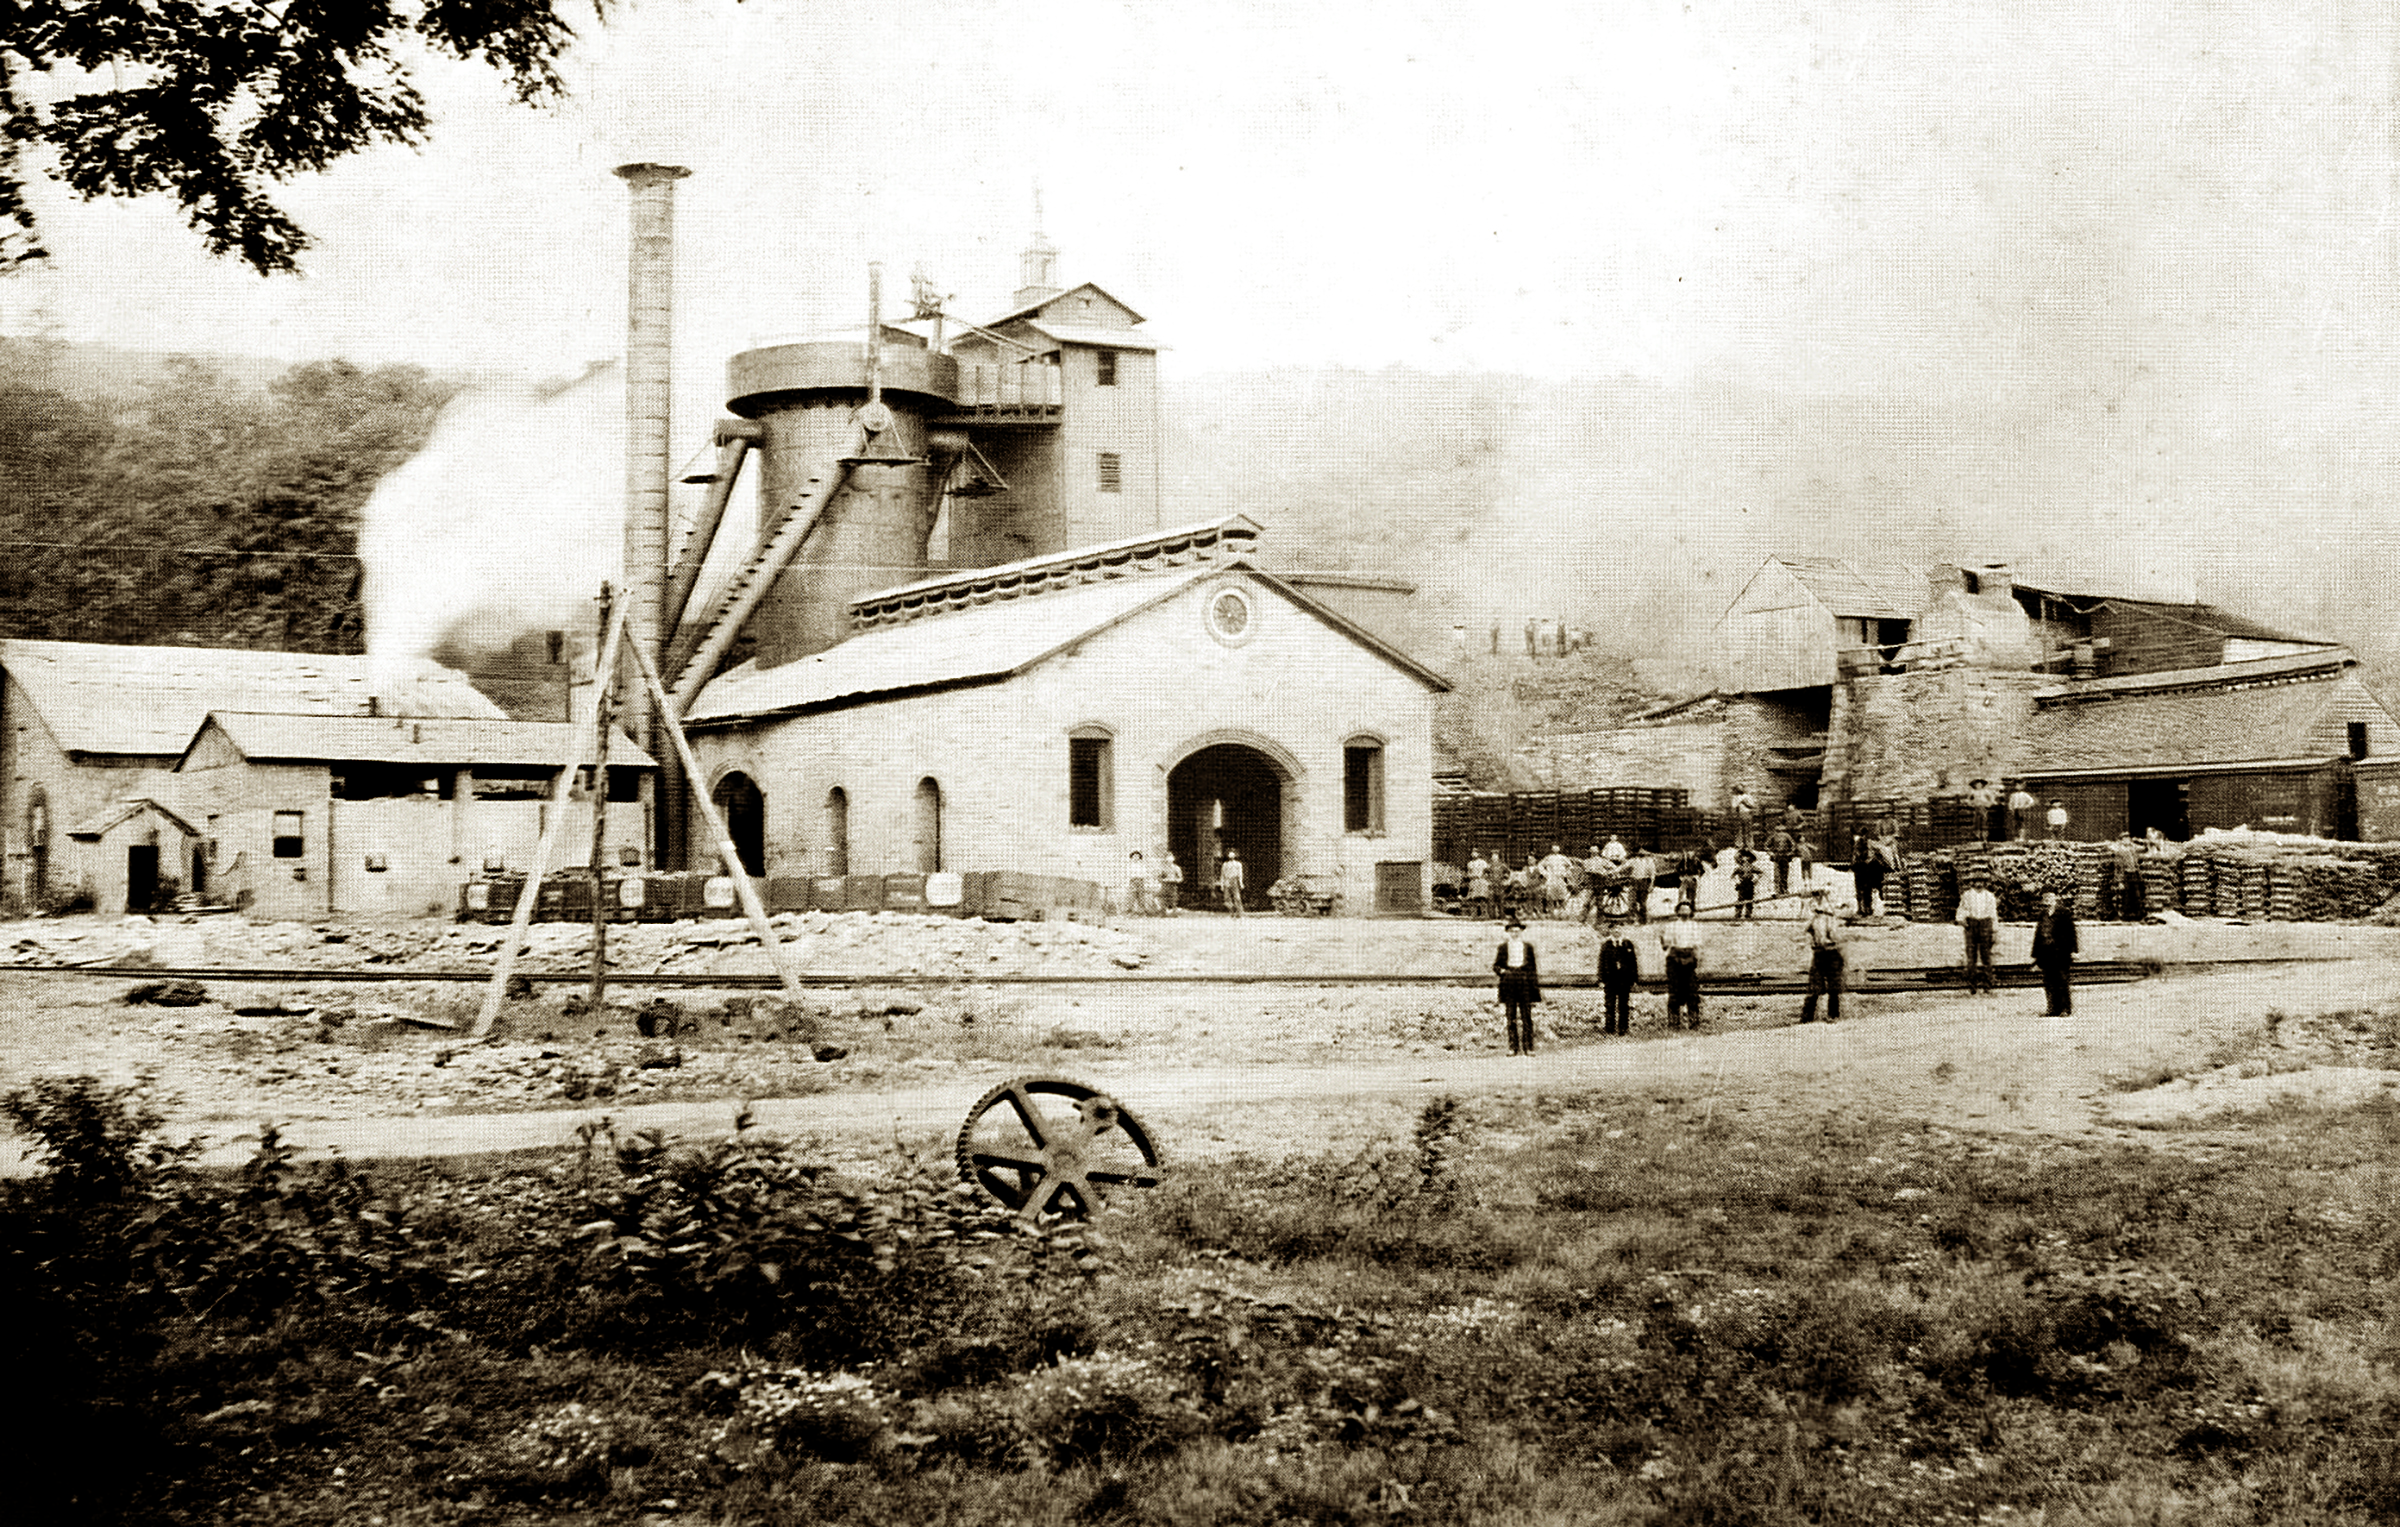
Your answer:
1964,777 -> 2077,843
1122,847 -> 1265,917
1496,897 -> 1711,1053
1464,832 -> 1821,928
1493,869 -> 2091,1050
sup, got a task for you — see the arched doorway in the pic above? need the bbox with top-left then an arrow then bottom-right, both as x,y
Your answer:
1167,743 -> 1285,904
913,777 -> 943,873
711,772 -> 766,877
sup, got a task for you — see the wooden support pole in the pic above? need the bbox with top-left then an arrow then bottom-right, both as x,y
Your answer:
468,596 -> 629,1042
624,629 -> 805,996
588,583 -> 616,1008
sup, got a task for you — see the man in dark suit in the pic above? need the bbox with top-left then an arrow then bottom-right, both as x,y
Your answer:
1493,916 -> 1541,1055
1597,921 -> 1639,1036
2032,890 -> 2078,1015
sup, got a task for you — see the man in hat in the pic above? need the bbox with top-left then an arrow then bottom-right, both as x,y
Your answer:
1800,888 -> 1846,1023
1493,916 -> 1541,1055
1597,919 -> 1639,1036
1218,848 -> 1247,916
1955,871 -> 2000,995
2032,889 -> 2078,1016
1658,900 -> 1704,1028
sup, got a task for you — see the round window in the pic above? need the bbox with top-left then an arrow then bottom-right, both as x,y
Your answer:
1206,585 -> 1256,645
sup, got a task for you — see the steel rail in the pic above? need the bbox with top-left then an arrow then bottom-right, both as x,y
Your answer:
0,956 -> 2322,993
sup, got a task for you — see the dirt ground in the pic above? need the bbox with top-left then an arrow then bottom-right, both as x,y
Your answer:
2,906 -> 2396,1175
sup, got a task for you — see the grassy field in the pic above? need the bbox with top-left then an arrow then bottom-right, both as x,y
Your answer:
7,1053 -> 2399,1525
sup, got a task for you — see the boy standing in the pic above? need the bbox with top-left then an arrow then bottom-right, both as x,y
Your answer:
1732,851 -> 1758,920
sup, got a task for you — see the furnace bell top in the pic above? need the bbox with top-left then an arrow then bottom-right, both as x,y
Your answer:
725,340 -> 960,419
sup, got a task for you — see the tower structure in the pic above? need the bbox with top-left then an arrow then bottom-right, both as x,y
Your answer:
940,227 -> 1162,566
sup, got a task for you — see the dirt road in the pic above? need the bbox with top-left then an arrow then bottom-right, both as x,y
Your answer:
132,955 -> 2398,1171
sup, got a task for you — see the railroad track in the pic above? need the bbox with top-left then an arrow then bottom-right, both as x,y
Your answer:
0,955 -> 2302,996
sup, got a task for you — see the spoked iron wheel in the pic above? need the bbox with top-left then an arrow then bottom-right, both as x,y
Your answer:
955,1076 -> 1165,1221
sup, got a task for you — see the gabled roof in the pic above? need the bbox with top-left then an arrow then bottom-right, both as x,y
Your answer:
687,560 -> 1447,726
1768,557 -> 1925,620
1020,320 -> 1163,352
0,640 -> 503,756
979,281 -> 1148,330
2017,670 -> 2400,775
67,797 -> 199,842
181,713 -> 656,771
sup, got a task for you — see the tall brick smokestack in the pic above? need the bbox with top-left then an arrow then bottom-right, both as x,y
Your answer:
615,162 -> 689,865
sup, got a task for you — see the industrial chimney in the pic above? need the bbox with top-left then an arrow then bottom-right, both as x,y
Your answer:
615,162 -> 689,862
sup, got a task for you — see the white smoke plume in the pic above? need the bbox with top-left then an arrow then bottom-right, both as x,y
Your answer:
359,363 -> 626,699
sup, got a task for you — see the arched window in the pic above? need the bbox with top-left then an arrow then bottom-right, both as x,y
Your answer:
1343,734 -> 1386,835
913,777 -> 943,874
1068,724 -> 1114,830
825,786 -> 850,878
711,772 -> 766,877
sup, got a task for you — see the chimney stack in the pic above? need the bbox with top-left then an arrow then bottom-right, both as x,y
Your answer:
615,162 -> 689,860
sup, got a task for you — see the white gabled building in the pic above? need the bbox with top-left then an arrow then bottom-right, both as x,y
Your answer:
682,518 -> 1449,911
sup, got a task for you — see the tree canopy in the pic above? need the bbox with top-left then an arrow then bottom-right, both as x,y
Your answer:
1,1 -> 597,273
0,342 -> 455,647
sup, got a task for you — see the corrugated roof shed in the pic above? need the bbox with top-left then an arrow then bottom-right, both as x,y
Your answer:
2013,586 -> 2332,646
190,713 -> 656,769
2019,671 -> 2400,773
0,640 -> 503,756
2033,648 -> 2352,701
1772,557 -> 1925,619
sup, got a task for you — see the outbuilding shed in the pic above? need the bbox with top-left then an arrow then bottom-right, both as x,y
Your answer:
0,639 -> 502,912
174,712 -> 656,919
2010,650 -> 2400,840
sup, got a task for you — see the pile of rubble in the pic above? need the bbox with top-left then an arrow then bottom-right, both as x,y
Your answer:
128,985 -> 891,1120
0,909 -> 1156,981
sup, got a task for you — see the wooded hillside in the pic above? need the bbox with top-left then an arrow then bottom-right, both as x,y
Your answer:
0,341 -> 452,651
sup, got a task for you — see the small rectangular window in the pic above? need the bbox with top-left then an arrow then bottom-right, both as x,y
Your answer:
1095,348 -> 1118,386
1097,452 -> 1123,493
2349,721 -> 2371,759
271,811 -> 305,859
1070,735 -> 1113,829
1344,745 -> 1385,834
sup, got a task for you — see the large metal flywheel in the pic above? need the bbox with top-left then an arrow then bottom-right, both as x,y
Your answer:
955,1076 -> 1165,1221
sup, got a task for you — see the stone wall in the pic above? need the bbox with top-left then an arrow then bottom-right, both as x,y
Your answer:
1821,666 -> 2043,804
1513,711 -> 1733,801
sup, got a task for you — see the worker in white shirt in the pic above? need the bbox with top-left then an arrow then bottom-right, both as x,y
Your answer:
1955,874 -> 2000,995
1658,901 -> 1704,1028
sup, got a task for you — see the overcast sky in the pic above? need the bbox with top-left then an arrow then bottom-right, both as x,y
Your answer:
7,0 -> 2399,628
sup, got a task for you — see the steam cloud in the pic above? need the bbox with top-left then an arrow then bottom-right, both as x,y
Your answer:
359,364 -> 627,697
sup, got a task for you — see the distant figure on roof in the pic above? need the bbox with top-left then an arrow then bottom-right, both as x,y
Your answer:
1730,785 -> 1758,849
2008,785 -> 2038,841
2046,800 -> 2069,840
